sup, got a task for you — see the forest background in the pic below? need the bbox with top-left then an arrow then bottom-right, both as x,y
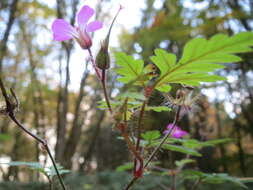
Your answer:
0,0 -> 253,189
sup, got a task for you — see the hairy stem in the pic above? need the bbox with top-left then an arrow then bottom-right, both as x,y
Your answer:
101,69 -> 112,113
87,48 -> 112,113
123,106 -> 181,190
136,100 -> 147,150
144,106 -> 181,168
87,48 -> 102,80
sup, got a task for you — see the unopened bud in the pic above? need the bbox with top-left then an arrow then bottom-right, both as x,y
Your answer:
96,42 -> 110,69
95,5 -> 123,70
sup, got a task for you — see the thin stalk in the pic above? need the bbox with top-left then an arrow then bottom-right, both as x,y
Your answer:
0,78 -> 67,190
44,144 -> 66,190
144,107 -> 181,168
101,69 -> 112,113
87,48 -> 102,80
87,48 -> 112,113
124,177 -> 138,190
123,107 -> 181,190
135,100 -> 147,150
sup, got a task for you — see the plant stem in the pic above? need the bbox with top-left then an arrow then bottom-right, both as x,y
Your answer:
123,106 -> 181,190
44,144 -> 67,190
135,100 -> 147,150
144,106 -> 181,168
87,48 -> 112,113
0,78 -> 67,190
124,177 -> 138,190
101,69 -> 112,113
87,48 -> 102,80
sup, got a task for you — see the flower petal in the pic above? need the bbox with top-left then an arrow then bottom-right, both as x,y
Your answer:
51,19 -> 76,41
86,21 -> 103,32
77,5 -> 94,28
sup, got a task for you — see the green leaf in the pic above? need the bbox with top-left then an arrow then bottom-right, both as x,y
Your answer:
118,92 -> 146,100
182,170 -> 248,189
179,32 -> 253,65
151,32 -> 253,91
45,164 -> 70,177
175,159 -> 195,168
150,49 -> 176,77
115,52 -> 144,85
141,130 -> 161,141
162,144 -> 202,157
160,73 -> 226,86
203,138 -> 232,146
146,106 -> 171,112
202,173 -> 248,189
116,162 -> 134,172
155,84 -> 172,92
0,134 -> 12,141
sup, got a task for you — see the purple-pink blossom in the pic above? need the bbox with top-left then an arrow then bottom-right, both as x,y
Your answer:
51,5 -> 103,49
163,124 -> 188,138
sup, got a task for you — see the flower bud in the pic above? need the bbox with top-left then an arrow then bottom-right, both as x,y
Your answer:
95,5 -> 123,70
96,41 -> 110,69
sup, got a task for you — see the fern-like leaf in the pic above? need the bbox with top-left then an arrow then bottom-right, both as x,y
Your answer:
151,32 -> 253,92
114,52 -> 144,85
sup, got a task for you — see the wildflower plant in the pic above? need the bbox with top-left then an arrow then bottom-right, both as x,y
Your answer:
0,2 -> 253,190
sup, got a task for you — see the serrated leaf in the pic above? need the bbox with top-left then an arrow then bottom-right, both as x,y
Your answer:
179,32 -> 253,65
141,130 -> 161,141
151,32 -> 253,91
161,73 -> 226,86
150,49 -> 176,76
115,52 -> 144,85
162,144 -> 202,156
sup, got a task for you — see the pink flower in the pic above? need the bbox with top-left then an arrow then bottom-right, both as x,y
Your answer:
163,124 -> 188,138
51,5 -> 103,49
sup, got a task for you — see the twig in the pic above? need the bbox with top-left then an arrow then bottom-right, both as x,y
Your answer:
0,78 -> 67,190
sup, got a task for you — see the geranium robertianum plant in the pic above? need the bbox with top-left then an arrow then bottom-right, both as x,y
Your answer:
1,2 -> 253,190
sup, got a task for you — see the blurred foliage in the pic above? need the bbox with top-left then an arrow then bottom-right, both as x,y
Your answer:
0,171 -> 252,190
0,0 -> 253,189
